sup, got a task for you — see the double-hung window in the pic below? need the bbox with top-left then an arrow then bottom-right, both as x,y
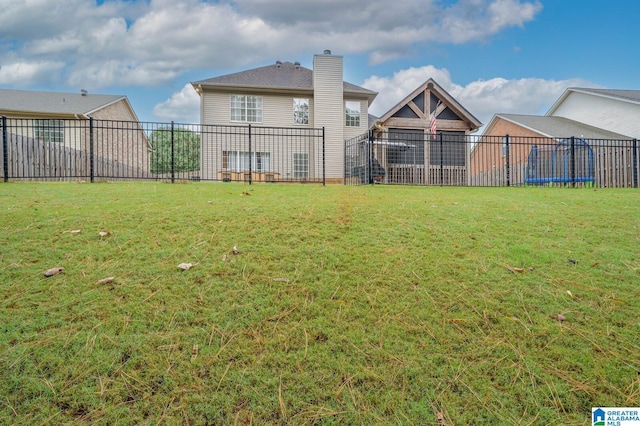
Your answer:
34,119 -> 64,143
293,153 -> 309,178
345,101 -> 360,127
293,98 -> 309,125
230,95 -> 262,123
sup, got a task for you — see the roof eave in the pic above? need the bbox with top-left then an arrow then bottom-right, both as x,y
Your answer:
194,82 -> 315,96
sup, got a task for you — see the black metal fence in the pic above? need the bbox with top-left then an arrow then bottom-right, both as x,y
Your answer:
346,130 -> 639,188
1,116 -> 325,184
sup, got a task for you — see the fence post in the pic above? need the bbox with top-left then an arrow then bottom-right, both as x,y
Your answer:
368,130 -> 374,185
439,132 -> 444,186
505,134 -> 511,187
248,124 -> 252,185
2,116 -> 8,182
89,117 -> 94,183
171,121 -> 175,183
322,127 -> 326,186
633,139 -> 638,188
570,136 -> 576,187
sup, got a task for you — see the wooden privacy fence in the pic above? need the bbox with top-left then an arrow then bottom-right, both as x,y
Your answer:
1,133 -> 143,181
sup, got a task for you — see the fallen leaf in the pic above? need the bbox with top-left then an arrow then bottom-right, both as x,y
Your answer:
272,277 -> 291,283
241,191 -> 251,196
99,231 -> 111,237
207,200 -> 213,205
567,290 -> 574,298
550,313 -> 567,322
232,246 -> 240,255
437,412 -> 445,425
97,277 -> 115,284
568,258 -> 578,264
178,263 -> 193,270
505,265 -> 524,273
191,344 -> 199,361
221,254 -> 227,262
591,262 -> 600,267
70,229 -> 81,234
44,267 -> 64,277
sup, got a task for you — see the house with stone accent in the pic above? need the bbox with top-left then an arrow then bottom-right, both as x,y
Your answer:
0,88 -> 150,177
191,50 -> 377,183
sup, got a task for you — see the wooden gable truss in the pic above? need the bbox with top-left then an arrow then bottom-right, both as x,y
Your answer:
376,78 -> 481,133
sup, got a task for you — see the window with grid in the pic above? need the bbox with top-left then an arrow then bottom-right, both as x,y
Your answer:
345,101 -> 360,127
34,119 -> 64,143
222,150 -> 270,171
293,98 -> 309,125
293,153 -> 309,178
230,95 -> 262,123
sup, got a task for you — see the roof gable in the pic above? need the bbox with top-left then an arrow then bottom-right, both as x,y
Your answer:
547,87 -> 640,115
377,78 -> 482,131
0,88 -> 126,117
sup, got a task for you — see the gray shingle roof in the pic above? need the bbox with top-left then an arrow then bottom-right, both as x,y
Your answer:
498,114 -> 632,139
0,88 -> 125,116
193,61 -> 377,97
570,88 -> 640,104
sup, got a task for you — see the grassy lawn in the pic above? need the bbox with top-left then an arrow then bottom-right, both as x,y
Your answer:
1,182 -> 639,425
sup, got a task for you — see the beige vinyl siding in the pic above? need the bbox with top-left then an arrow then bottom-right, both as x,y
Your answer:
313,54 -> 344,180
199,90 -> 317,180
550,92 -> 640,138
201,91 -> 314,127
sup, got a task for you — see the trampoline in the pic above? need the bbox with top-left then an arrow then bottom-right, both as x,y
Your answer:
525,138 -> 595,185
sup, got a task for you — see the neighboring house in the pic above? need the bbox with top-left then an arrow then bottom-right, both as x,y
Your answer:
472,112 -> 634,187
548,88 -> 640,139
191,50 -> 377,183
362,78 -> 481,185
0,88 -> 149,177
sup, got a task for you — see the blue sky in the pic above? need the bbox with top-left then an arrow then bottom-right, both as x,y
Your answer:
1,0 -> 638,131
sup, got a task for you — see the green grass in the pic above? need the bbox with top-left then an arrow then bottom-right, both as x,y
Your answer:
1,182 -> 639,425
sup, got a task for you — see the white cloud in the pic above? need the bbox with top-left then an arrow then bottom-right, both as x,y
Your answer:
363,65 -> 592,132
440,0 -> 543,43
153,83 -> 200,123
0,0 -> 543,90
0,61 -> 65,86
364,66 -> 455,116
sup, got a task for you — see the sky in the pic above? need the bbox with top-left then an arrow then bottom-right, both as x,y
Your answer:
1,0 -> 639,132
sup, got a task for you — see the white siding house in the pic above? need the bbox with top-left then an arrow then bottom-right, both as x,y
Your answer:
547,88 -> 640,139
191,50 -> 377,183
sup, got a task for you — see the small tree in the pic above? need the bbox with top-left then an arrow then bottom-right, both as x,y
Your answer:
150,127 -> 200,174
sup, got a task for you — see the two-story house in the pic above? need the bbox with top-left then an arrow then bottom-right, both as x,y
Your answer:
191,50 -> 377,183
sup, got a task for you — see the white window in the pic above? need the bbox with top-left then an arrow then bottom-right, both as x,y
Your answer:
34,119 -> 64,143
293,153 -> 309,178
230,95 -> 262,123
293,98 -> 309,125
345,101 -> 360,127
222,151 -> 270,172
502,136 -> 508,157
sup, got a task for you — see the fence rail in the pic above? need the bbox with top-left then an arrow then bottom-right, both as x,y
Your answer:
345,130 -> 639,188
3,117 -> 639,188
1,116 -> 325,184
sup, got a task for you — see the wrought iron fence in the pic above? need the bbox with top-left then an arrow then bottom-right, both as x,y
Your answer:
1,116 -> 325,184
345,130 -> 640,188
